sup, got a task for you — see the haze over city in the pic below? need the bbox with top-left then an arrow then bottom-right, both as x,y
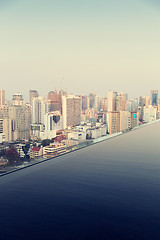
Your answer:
0,0 -> 160,100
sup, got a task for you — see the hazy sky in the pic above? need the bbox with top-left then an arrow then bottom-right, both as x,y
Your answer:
0,0 -> 160,100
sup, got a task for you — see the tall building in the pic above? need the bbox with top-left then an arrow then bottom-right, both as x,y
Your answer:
93,95 -> 102,111
30,90 -> 39,105
116,93 -> 126,111
108,91 -> 117,112
31,97 -> 46,124
151,90 -> 158,107
138,106 -> 143,122
0,119 -> 3,134
2,118 -> 12,142
126,98 -> 138,112
102,97 -> 108,112
12,93 -> 25,106
62,95 -> 81,129
0,90 -> 5,106
107,111 -> 120,134
0,105 -> 13,142
0,119 -> 5,143
120,111 -> 131,132
89,93 -> 96,109
81,95 -> 89,111
131,112 -> 139,129
144,96 -> 151,107
11,105 -> 30,141
47,91 -> 62,113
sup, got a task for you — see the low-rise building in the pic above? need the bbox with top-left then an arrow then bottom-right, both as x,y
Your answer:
43,143 -> 66,158
30,146 -> 43,159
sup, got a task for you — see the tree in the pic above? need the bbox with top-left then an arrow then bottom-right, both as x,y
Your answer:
22,144 -> 31,160
6,147 -> 19,165
41,139 -> 51,147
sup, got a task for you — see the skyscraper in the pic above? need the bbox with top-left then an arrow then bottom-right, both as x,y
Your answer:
151,90 -> 158,107
107,111 -> 120,134
102,97 -> 108,112
81,95 -> 89,111
116,93 -> 126,111
62,95 -> 81,129
108,90 -> 117,112
48,91 -> 62,113
12,93 -> 25,106
89,93 -> 96,109
31,97 -> 46,124
0,90 -> 5,106
93,95 -> 102,111
11,105 -> 30,140
30,90 -> 39,105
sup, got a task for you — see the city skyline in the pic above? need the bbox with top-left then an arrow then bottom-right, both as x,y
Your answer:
1,88 -> 160,103
0,0 -> 160,99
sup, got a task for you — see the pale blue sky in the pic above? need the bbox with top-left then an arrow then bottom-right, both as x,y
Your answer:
0,0 -> 160,100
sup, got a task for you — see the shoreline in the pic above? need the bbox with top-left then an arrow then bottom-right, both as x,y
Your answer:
1,119 -> 160,178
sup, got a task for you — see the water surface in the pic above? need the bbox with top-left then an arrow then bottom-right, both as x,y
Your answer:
0,122 -> 160,240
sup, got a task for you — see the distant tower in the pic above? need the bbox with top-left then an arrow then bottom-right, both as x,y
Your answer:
31,97 -> 45,124
151,90 -> 158,107
108,91 -> 117,111
116,93 -> 126,111
47,91 -> 62,113
0,90 -> 5,106
89,93 -> 96,109
81,95 -> 89,111
62,95 -> 81,129
30,90 -> 39,105
12,93 -> 25,106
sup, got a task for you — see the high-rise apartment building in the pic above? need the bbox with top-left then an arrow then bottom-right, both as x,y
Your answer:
0,119 -> 3,134
107,111 -> 120,134
0,119 -> 5,143
131,112 -> 139,129
108,91 -> 117,112
126,98 -> 138,112
0,106 -> 13,142
81,95 -> 89,111
11,105 -> 30,141
31,97 -> 46,124
120,111 -> 131,132
151,90 -> 158,107
102,97 -> 108,112
0,90 -> 5,106
93,95 -> 102,111
47,91 -> 62,113
89,93 -> 96,109
116,93 -> 126,111
3,118 -> 12,142
62,95 -> 81,129
30,90 -> 39,105
12,93 -> 25,106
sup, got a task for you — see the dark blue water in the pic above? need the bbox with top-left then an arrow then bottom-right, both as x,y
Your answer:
0,123 -> 160,240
